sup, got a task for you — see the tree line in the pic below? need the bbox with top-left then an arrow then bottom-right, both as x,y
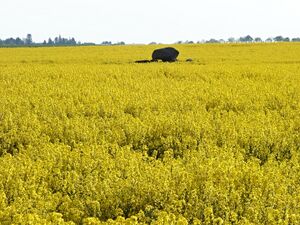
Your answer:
175,35 -> 300,44
0,34 -> 126,47
0,34 -> 78,46
1,34 -> 300,47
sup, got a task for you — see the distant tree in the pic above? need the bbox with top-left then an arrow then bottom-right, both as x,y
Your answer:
227,37 -> 236,43
15,37 -> 24,45
58,35 -> 62,44
273,36 -> 289,42
54,37 -> 59,44
185,40 -> 194,44
206,39 -> 219,43
197,40 -> 206,44
69,37 -> 76,45
275,36 -> 290,42
48,38 -> 54,45
292,38 -> 300,42
42,40 -> 47,45
101,41 -> 112,45
239,35 -> 253,43
4,38 -> 16,45
61,37 -> 67,45
283,37 -> 290,42
49,36 -> 77,45
254,37 -> 262,42
115,41 -> 125,45
54,35 -> 63,45
25,34 -> 32,45
273,36 -> 284,42
265,37 -> 273,42
245,35 -> 253,42
0,37 -> 25,46
238,37 -> 244,42
81,42 -> 96,46
149,42 -> 157,45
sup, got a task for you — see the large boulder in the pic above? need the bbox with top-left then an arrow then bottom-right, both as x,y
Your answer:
152,47 -> 179,62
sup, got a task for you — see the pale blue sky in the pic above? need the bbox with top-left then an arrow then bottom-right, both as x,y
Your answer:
0,0 -> 299,43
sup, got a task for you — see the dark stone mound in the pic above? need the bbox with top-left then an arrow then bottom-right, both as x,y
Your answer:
186,58 -> 193,62
152,47 -> 179,62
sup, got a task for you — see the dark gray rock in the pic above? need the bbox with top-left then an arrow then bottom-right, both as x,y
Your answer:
151,47 -> 179,62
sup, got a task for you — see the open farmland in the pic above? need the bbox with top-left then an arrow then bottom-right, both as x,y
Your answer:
0,43 -> 300,224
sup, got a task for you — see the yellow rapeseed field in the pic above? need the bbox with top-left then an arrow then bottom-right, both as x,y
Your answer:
0,43 -> 300,224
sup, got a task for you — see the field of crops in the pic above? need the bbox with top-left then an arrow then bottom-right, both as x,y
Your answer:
0,43 -> 300,224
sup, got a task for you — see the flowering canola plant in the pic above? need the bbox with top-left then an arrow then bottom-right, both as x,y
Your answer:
0,43 -> 300,224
